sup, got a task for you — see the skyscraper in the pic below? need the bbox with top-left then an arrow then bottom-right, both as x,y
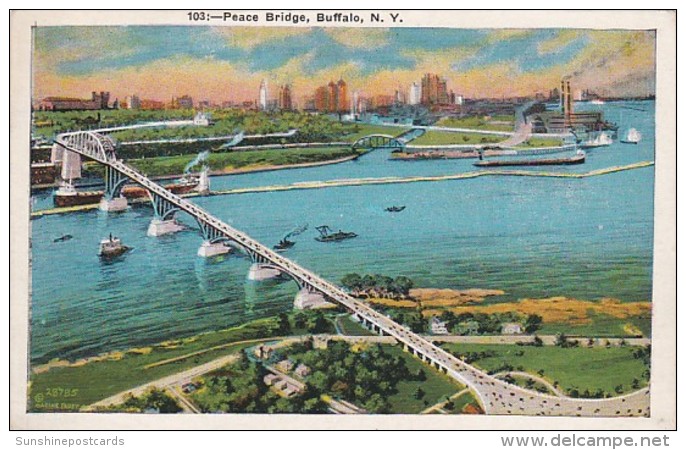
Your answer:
408,82 -> 421,105
313,78 -> 349,113
336,78 -> 348,113
278,84 -> 293,110
421,73 -> 449,105
259,80 -> 268,111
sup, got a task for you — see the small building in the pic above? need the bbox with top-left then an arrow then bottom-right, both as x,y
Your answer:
193,112 -> 210,126
276,359 -> 294,373
430,317 -> 449,335
294,363 -> 311,378
282,383 -> 302,398
253,345 -> 273,360
263,374 -> 280,386
501,322 -> 524,335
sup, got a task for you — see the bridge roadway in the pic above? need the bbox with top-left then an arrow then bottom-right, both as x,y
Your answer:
55,130 -> 650,417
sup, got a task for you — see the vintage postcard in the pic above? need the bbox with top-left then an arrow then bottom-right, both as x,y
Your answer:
9,10 -> 676,430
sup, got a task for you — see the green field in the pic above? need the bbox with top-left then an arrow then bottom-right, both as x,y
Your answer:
29,317 -> 290,411
440,343 -> 649,398
536,313 -> 651,338
436,115 -> 515,132
411,130 -> 504,146
384,345 -> 465,413
514,137 -> 565,148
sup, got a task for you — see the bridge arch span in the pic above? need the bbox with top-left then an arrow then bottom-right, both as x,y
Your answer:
351,134 -> 405,150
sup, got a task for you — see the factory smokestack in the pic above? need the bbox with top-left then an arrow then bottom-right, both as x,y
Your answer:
566,80 -> 573,117
560,79 -> 566,112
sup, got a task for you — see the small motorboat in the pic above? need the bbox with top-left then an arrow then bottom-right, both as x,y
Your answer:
620,128 -> 642,144
315,225 -> 357,242
274,239 -> 295,252
98,233 -> 131,258
385,206 -> 406,212
53,234 -> 73,243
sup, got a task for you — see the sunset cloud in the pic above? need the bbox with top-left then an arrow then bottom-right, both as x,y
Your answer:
33,27 -> 656,104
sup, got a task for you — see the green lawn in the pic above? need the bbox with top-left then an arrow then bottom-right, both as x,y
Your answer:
437,115 -> 515,132
514,137 -> 565,148
440,344 -> 649,398
411,131 -> 504,146
384,345 -> 465,414
29,317 -> 287,411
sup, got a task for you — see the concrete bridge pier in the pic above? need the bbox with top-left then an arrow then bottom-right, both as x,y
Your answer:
197,240 -> 232,258
247,263 -> 283,281
98,196 -> 128,212
147,218 -> 185,237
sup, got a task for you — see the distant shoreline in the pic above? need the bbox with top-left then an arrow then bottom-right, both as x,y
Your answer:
30,152 -> 362,191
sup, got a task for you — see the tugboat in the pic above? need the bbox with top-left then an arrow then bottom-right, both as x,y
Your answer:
274,238 -> 295,252
315,225 -> 357,242
98,233 -> 131,258
385,205 -> 406,213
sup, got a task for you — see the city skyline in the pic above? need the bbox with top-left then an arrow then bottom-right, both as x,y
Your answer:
34,27 -> 656,104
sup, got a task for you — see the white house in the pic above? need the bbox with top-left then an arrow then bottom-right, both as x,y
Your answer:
501,322 -> 524,335
430,317 -> 449,335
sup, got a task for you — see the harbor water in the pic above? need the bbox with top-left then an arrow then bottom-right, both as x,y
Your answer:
29,101 -> 655,364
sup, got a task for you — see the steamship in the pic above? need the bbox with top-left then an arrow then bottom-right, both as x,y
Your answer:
53,176 -> 199,207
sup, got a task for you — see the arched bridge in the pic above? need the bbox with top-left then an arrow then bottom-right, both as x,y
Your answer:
351,134 -> 406,150
53,130 -> 650,417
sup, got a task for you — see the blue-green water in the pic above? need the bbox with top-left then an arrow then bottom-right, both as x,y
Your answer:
29,101 -> 655,363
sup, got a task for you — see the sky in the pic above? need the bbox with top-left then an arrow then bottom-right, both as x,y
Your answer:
33,27 -> 656,104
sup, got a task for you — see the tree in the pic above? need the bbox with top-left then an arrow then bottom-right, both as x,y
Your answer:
524,314 -> 543,334
414,387 -> 425,400
276,312 -> 291,335
392,276 -> 414,297
341,273 -> 362,293
554,333 -> 569,348
415,368 -> 427,382
532,335 -> 544,347
364,393 -> 391,414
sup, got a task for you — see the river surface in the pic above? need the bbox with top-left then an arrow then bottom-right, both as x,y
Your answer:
29,101 -> 655,363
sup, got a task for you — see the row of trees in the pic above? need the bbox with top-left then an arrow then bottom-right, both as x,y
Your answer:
34,109 -> 362,148
340,273 -> 414,299
436,311 -> 543,336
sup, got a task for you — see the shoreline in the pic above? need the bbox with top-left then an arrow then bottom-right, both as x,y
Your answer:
31,289 -> 652,373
